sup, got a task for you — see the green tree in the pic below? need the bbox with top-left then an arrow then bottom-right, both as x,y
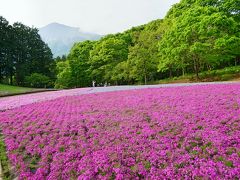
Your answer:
68,40 -> 95,87
128,20 -> 163,84
0,17 -> 53,86
89,37 -> 129,84
54,61 -> 73,88
12,23 -> 53,85
0,16 -> 10,83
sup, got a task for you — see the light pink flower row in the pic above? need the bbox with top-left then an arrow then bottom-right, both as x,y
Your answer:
0,88 -> 91,111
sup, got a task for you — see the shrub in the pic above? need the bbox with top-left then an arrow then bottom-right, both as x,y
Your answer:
25,73 -> 51,88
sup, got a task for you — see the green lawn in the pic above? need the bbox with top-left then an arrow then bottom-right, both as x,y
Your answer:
0,84 -> 40,96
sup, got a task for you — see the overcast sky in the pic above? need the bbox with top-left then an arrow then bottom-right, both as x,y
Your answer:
0,0 -> 180,35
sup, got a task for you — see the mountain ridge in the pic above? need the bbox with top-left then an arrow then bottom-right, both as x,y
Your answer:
39,23 -> 102,57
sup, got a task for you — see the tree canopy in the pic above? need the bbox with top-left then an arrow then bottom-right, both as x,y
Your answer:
0,16 -> 54,87
52,0 -> 240,88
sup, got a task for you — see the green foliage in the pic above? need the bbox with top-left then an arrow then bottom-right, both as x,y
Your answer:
68,41 -> 95,87
143,160 -> 151,170
0,16 -> 54,87
25,73 -> 51,88
150,66 -> 240,84
224,160 -> 234,168
54,61 -> 73,89
54,0 -> 240,88
89,36 -> 129,83
127,20 -> 162,84
159,2 -> 240,79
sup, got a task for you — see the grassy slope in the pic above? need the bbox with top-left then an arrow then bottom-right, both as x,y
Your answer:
0,84 -> 39,96
149,66 -> 240,85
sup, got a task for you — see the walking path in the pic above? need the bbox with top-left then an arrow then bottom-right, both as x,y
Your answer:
0,81 -> 239,111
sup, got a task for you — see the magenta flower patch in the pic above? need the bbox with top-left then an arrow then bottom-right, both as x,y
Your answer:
0,84 -> 239,179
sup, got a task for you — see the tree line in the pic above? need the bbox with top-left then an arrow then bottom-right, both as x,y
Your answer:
0,16 -> 54,87
55,0 -> 240,88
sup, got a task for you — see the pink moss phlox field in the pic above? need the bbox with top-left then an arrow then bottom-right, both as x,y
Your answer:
0,84 -> 240,179
0,88 -> 91,111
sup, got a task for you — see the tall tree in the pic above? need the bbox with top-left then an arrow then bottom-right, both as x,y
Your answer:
128,20 -> 162,84
0,17 -> 53,86
55,61 -> 73,88
0,16 -> 11,83
68,40 -> 95,87
89,36 -> 129,84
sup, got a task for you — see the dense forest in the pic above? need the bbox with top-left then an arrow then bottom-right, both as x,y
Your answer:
1,0 -> 239,88
0,16 -> 54,87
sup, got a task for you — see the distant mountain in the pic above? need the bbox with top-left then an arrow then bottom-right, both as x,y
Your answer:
39,23 -> 102,57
